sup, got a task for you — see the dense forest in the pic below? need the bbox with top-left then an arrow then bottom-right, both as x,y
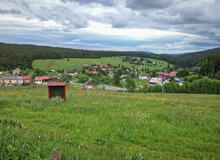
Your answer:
0,42 -> 219,71
0,43 -> 152,70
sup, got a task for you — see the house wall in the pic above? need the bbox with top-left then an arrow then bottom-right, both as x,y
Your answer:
35,80 -> 42,84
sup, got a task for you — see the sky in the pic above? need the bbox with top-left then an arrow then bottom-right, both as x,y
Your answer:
0,0 -> 220,54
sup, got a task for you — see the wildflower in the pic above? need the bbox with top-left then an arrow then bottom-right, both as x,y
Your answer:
57,153 -> 63,159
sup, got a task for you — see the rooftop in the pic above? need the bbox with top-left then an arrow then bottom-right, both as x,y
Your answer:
47,82 -> 66,86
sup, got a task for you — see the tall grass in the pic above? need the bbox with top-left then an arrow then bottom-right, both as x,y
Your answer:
0,86 -> 219,159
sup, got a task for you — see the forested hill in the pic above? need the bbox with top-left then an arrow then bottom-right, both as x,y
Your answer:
177,47 -> 220,67
0,42 -> 176,70
0,42 -> 219,70
0,43 -> 149,70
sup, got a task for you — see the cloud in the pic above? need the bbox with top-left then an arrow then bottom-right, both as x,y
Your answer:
61,0 -> 115,6
126,0 -> 174,9
82,21 -> 198,41
0,0 -> 219,54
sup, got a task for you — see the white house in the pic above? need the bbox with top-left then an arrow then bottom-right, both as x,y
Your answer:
149,77 -> 162,86
139,73 -> 148,80
83,82 -> 94,89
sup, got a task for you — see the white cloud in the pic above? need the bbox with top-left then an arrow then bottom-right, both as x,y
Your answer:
82,21 -> 199,41
0,15 -> 64,31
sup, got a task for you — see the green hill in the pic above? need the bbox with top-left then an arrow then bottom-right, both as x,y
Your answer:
32,57 -> 172,71
0,42 -> 219,71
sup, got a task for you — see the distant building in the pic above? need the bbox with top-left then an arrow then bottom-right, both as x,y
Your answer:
189,67 -> 200,73
0,76 -> 22,86
22,76 -> 31,84
13,68 -> 21,76
149,77 -> 162,86
82,64 -> 89,68
138,73 -> 148,80
67,70 -> 78,76
158,72 -> 177,78
178,80 -> 184,86
107,65 -> 113,70
87,71 -> 98,74
91,64 -> 98,69
83,82 -> 94,89
107,72 -> 114,78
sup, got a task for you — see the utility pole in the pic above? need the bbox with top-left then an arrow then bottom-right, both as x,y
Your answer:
122,78 -> 125,93
162,78 -> 164,93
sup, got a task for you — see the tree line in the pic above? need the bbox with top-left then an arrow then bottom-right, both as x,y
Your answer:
141,77 -> 220,94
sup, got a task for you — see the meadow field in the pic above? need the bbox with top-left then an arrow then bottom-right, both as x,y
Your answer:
32,57 -> 171,71
0,86 -> 219,159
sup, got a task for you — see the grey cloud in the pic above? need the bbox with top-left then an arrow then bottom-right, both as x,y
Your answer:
126,0 -> 174,9
0,8 -> 21,14
0,0 -> 220,53
61,0 -> 114,6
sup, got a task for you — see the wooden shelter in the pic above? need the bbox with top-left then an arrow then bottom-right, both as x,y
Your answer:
47,82 -> 66,101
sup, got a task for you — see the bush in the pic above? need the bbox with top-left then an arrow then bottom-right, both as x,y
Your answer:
125,78 -> 136,92
78,74 -> 89,83
164,81 -> 180,93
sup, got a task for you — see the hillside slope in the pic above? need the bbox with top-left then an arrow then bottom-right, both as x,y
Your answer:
0,42 -> 219,70
177,47 -> 220,67
0,43 -> 151,70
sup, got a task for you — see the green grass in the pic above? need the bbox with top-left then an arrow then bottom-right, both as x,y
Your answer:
0,71 -> 9,78
0,86 -> 219,159
32,57 -> 172,71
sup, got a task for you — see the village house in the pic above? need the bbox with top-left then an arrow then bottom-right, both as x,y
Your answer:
139,73 -> 148,80
67,70 -> 78,76
149,77 -> 163,86
87,71 -> 98,74
22,76 -> 30,84
83,82 -> 94,89
0,76 -> 22,86
82,64 -> 89,69
91,64 -> 98,69
99,63 -> 105,68
35,76 -> 50,85
149,77 -> 170,86
107,72 -> 114,78
158,72 -> 177,78
189,67 -> 200,73
13,68 -> 21,76
107,65 -> 113,70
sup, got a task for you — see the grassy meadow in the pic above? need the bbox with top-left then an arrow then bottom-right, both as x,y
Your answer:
32,57 -> 171,71
0,86 -> 219,159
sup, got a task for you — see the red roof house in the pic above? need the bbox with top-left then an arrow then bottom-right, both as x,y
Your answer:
158,72 -> 177,78
87,71 -> 98,74
22,76 -> 30,84
35,76 -> 50,84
